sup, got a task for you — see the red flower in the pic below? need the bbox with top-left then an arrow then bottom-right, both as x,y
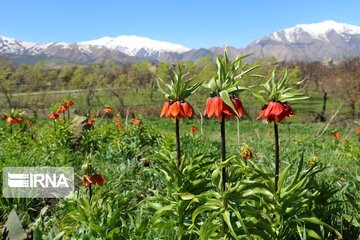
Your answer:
257,101 -> 294,123
103,107 -> 112,113
114,116 -> 121,122
356,126 -> 360,133
181,101 -> 194,118
92,173 -> 106,186
65,101 -> 74,107
133,119 -> 142,125
333,131 -> 340,138
6,117 -> 17,124
1,114 -> 7,120
28,120 -> 33,125
49,112 -> 59,120
204,97 -> 243,120
190,126 -> 198,133
168,101 -> 184,118
160,101 -> 171,118
116,123 -> 123,129
58,105 -> 68,112
160,100 -> 194,119
82,173 -> 106,187
231,98 -> 244,117
87,119 -> 95,126
16,117 -> 24,123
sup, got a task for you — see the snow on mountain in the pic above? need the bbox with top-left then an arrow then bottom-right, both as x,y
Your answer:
246,20 -> 360,62
3,20 -> 360,63
269,20 -> 360,43
0,36 -> 36,54
79,35 -> 190,56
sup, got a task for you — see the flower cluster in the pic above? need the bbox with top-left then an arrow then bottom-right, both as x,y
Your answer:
114,116 -> 123,129
82,173 -> 106,187
1,110 -> 33,126
5,115 -> 24,124
257,101 -> 294,123
204,97 -> 244,120
81,162 -> 106,187
160,101 -> 194,119
49,100 -> 74,120
103,106 -> 112,114
133,119 -> 142,125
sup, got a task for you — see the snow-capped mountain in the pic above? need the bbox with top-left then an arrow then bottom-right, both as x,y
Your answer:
79,35 -> 189,58
0,36 -> 36,55
0,35 -> 190,64
244,20 -> 360,61
2,20 -> 360,64
268,20 -> 360,43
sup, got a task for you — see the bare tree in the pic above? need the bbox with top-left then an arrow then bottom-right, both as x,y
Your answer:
335,58 -> 360,119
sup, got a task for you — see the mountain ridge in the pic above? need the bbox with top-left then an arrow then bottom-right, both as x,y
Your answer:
2,20 -> 360,64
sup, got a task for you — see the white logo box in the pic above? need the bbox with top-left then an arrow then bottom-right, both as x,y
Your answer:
3,167 -> 74,198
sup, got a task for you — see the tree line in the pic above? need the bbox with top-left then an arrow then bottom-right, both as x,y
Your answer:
0,56 -> 359,120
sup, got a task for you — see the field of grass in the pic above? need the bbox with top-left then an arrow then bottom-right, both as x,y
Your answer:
1,88 -> 358,123
0,111 -> 359,239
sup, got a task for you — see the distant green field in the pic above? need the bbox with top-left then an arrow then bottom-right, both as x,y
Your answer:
1,88 -> 357,124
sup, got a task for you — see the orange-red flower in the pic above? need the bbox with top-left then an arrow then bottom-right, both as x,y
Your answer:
49,112 -> 59,120
356,126 -> 360,133
28,120 -> 33,125
204,97 -> 243,120
103,107 -> 112,113
6,117 -> 17,124
65,101 -> 74,107
333,131 -> 340,138
82,173 -> 106,187
190,126 -> 198,133
58,105 -> 68,112
114,116 -> 121,122
231,98 -> 244,117
160,100 -> 194,119
257,101 -> 294,123
116,123 -> 123,129
87,119 -> 95,126
16,117 -> 24,123
92,173 -> 106,186
133,119 -> 142,125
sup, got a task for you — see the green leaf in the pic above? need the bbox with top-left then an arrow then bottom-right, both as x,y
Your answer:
223,210 -> 239,239
220,90 -> 240,118
178,192 -> 195,200
192,204 -> 220,223
301,217 -> 342,237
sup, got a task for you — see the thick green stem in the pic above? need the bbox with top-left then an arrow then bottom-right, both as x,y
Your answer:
274,122 -> 280,191
175,117 -> 181,169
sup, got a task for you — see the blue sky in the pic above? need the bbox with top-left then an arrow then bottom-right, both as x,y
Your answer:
1,1 -> 359,48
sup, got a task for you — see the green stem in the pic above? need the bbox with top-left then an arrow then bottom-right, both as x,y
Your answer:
221,114 -> 228,235
274,122 -> 280,191
221,114 -> 226,192
175,117 -> 181,169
